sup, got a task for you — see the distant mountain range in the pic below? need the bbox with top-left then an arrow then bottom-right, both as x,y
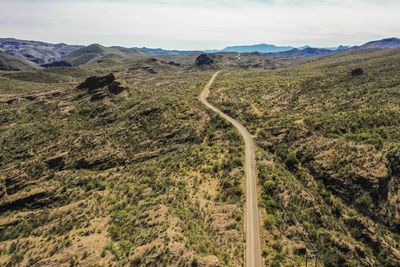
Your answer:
351,37 -> 400,50
270,47 -> 336,58
0,38 -> 83,64
219,43 -> 294,53
138,47 -> 202,56
1,37 -> 400,70
207,44 -> 350,54
62,45 -> 202,66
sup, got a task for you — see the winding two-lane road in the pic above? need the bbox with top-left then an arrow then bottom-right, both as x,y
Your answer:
199,71 -> 262,267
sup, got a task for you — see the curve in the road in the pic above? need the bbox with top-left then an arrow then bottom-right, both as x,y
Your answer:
199,71 -> 263,267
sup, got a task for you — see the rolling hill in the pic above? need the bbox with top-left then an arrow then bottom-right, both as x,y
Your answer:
354,37 -> 400,50
62,44 -> 148,66
0,38 -> 83,64
0,52 -> 41,71
209,48 -> 400,266
1,37 -> 400,266
271,47 -> 336,58
0,56 -> 245,266
137,47 -> 201,56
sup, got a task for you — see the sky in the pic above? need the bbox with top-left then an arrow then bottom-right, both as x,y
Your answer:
1,0 -> 400,50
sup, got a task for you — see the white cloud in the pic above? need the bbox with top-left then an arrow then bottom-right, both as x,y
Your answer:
0,0 -> 399,49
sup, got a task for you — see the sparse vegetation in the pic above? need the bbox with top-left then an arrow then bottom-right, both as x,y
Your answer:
209,48 -> 400,266
1,45 -> 400,266
0,58 -> 245,266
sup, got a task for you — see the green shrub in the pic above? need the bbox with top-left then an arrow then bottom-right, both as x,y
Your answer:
285,151 -> 300,171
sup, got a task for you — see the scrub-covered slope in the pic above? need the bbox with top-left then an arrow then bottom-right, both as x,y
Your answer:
0,59 -> 245,266
209,48 -> 400,266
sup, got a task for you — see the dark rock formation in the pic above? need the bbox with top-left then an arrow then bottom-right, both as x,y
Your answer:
76,73 -> 128,101
108,81 -> 127,94
41,61 -> 72,68
73,152 -> 125,171
293,244 -> 307,256
0,190 -> 55,213
45,152 -> 68,170
195,54 -> 214,67
168,61 -> 181,66
5,172 -> 29,195
90,90 -> 108,101
351,68 -> 364,76
387,150 -> 400,176
77,73 -> 116,92
140,107 -> 160,116
142,66 -> 158,74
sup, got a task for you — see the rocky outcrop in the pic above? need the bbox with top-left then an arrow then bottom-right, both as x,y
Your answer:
0,189 -> 55,213
195,54 -> 214,67
45,152 -> 68,170
351,68 -> 364,76
77,73 -> 117,92
0,90 -> 67,104
76,73 -> 128,101
108,81 -> 127,94
294,137 -> 400,233
41,61 -> 72,68
298,139 -> 389,205
73,149 -> 126,171
4,171 -> 29,195
387,150 -> 400,176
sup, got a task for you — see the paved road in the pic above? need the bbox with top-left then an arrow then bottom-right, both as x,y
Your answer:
199,71 -> 263,267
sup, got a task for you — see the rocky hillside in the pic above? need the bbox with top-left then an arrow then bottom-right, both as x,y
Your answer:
271,47 -> 336,58
0,38 -> 83,64
353,37 -> 400,50
0,52 -> 41,71
0,57 -> 245,266
1,41 -> 400,266
62,44 -> 148,66
209,48 -> 400,266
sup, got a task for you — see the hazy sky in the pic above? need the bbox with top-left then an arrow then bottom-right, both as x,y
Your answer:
1,0 -> 399,50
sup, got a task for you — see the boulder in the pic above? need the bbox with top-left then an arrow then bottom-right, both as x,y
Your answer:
293,243 -> 307,256
195,54 -> 214,67
168,61 -> 181,66
90,91 -> 108,102
108,81 -> 128,94
351,68 -> 364,76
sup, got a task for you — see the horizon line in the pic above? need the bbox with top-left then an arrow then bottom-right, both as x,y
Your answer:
1,36 -> 399,51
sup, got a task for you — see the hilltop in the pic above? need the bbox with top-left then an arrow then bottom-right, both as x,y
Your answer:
0,39 -> 400,266
0,57 -> 246,266
0,38 -> 83,64
1,37 -> 399,68
209,48 -> 400,266
62,44 -> 148,66
0,52 -> 41,71
270,47 -> 335,58
353,37 -> 400,50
